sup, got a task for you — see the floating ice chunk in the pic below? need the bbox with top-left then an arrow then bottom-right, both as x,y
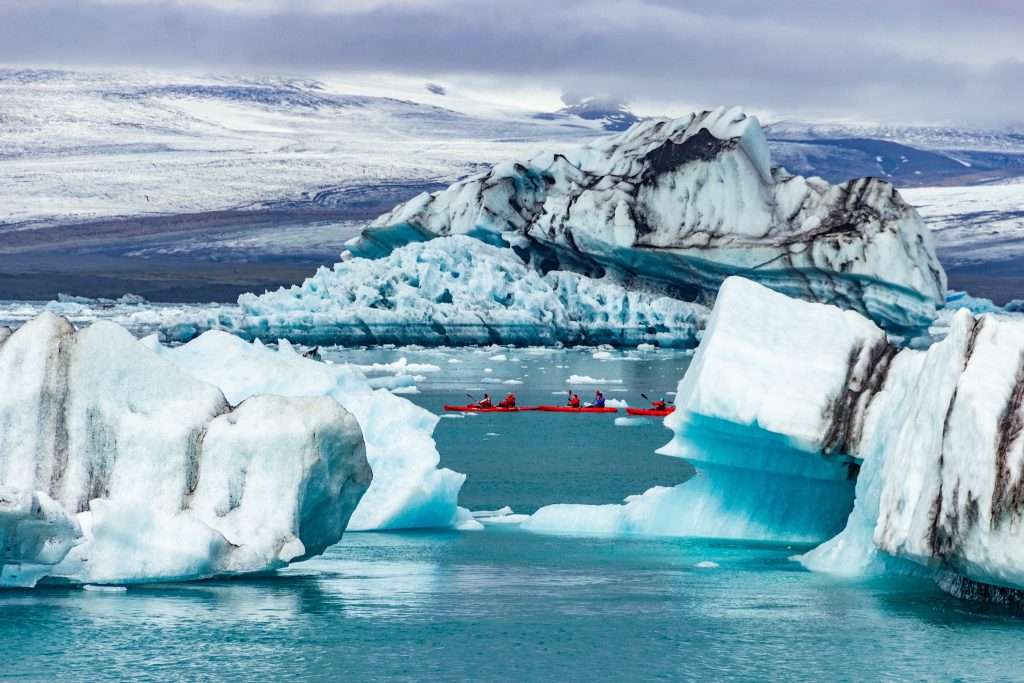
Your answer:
0,314 -> 371,587
472,507 -> 531,525
390,386 -> 420,394
146,331 -> 468,532
158,236 -> 706,348
605,399 -> 629,408
472,506 -> 514,518
693,561 -> 719,569
614,417 -> 647,427
567,375 -> 623,385
82,584 -> 127,592
490,354 -> 508,361
592,350 -> 613,360
355,358 -> 441,375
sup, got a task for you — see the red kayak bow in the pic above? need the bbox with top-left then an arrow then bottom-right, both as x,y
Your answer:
625,407 -> 676,417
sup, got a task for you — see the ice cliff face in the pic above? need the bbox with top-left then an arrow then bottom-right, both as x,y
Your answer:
0,313 -> 371,587
161,235 -> 707,347
802,305 -> 1024,595
349,106 -> 947,334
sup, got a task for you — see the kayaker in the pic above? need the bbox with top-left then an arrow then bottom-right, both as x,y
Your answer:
568,392 -> 581,408
498,392 -> 517,408
651,397 -> 668,411
593,390 -> 606,408
478,393 -> 494,408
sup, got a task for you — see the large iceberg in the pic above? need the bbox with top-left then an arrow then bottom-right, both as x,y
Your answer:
348,106 -> 947,334
0,313 -> 371,587
523,277 -> 862,544
800,305 -> 1024,594
143,330 -> 475,531
159,235 -> 707,347
563,275 -> 1024,595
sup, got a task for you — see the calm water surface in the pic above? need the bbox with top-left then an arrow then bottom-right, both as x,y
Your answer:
3,347 -> 1023,681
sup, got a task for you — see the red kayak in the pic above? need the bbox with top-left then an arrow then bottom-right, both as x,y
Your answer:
442,404 -> 536,412
535,405 -> 619,414
625,407 -> 676,417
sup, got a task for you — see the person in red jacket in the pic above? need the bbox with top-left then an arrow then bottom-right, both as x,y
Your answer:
498,392 -> 517,408
478,393 -> 493,408
568,392 -> 581,408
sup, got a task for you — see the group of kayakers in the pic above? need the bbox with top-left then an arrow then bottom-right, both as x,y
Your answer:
475,390 -> 667,411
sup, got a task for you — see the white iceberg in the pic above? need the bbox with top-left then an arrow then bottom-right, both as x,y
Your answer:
350,106 -> 946,334
801,305 -> 1024,595
143,330 -> 474,531
0,314 -> 371,587
523,277 -> 862,544
547,275 -> 1024,596
158,235 -> 706,348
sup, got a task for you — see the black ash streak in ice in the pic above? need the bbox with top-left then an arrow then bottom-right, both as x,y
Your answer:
351,106 -> 947,335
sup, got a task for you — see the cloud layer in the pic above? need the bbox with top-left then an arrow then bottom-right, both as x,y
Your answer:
2,0 -> 1022,126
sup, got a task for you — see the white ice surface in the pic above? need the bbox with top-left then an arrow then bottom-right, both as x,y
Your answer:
157,235 -> 707,348
0,313 -> 371,587
143,331 -> 474,531
0,69 -> 598,228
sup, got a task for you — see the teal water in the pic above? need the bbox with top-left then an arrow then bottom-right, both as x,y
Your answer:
3,347 -> 1023,681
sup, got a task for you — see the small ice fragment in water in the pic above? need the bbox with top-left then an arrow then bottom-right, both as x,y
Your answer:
693,561 -> 719,569
567,375 -> 622,385
83,585 -> 128,592
614,417 -> 648,427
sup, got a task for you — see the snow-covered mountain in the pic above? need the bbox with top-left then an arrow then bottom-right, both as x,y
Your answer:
766,120 -> 1024,186
0,68 -> 602,230
535,95 -> 641,132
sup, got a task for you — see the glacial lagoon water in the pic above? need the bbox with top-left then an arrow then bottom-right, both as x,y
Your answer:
3,346 -> 1024,681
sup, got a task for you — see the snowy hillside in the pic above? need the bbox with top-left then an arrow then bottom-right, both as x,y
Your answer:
766,120 -> 1024,186
0,69 -> 600,229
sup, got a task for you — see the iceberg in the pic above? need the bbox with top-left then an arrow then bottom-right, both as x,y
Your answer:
0,313 -> 371,587
160,235 -> 707,347
523,277 -> 862,544
569,274 -> 1024,595
801,305 -> 1024,594
348,106 -> 947,334
143,330 -> 473,531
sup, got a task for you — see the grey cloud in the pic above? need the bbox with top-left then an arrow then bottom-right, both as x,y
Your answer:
0,0 -> 1021,126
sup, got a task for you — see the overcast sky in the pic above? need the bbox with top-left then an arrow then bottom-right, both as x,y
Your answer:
2,0 -> 1022,126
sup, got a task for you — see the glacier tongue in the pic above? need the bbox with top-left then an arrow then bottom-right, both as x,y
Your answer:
348,106 -> 947,334
0,313 -> 372,587
143,330 -> 473,531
